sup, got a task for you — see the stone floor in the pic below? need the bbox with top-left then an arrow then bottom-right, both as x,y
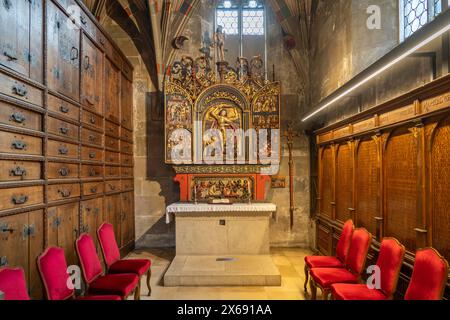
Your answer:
127,247 -> 323,300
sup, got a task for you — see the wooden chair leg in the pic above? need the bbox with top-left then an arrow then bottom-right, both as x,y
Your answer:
134,281 -> 141,300
146,268 -> 152,296
303,265 -> 309,293
309,278 -> 317,300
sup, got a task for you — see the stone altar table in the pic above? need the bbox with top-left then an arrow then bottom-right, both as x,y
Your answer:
164,203 -> 281,286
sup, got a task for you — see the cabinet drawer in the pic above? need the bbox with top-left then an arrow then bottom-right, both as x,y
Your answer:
83,181 -> 104,196
121,179 -> 134,191
121,166 -> 133,178
48,117 -> 79,140
105,151 -> 120,164
105,136 -> 119,151
80,164 -> 103,179
120,141 -> 132,154
120,127 -> 133,142
48,183 -> 80,202
105,121 -> 119,137
105,180 -> 121,193
0,185 -> 44,211
81,146 -> 103,162
105,166 -> 120,177
81,110 -> 103,131
81,128 -> 103,147
48,162 -> 79,179
0,131 -> 42,155
47,95 -> 79,122
121,154 -> 133,166
48,140 -> 78,159
97,31 -> 112,56
79,11 -> 96,40
0,72 -> 43,107
0,101 -> 42,131
0,160 -> 42,181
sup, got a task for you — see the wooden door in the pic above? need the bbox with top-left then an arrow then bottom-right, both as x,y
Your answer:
0,0 -> 43,82
81,35 -> 103,115
105,194 -> 121,243
120,192 -> 134,247
81,198 -> 103,249
47,0 -> 80,100
120,74 -> 133,129
27,210 -> 44,300
47,203 -> 79,266
105,58 -> 120,123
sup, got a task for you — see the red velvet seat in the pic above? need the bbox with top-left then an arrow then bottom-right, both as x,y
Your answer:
404,248 -> 449,300
309,228 -> 372,300
0,268 -> 30,300
331,238 -> 405,300
97,223 -> 152,296
76,234 -> 139,300
37,246 -> 121,301
304,220 -> 354,292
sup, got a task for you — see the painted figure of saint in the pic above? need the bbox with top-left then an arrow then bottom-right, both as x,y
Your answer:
209,107 -> 239,147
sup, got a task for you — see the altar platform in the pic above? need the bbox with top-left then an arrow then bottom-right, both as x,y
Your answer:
164,203 -> 281,287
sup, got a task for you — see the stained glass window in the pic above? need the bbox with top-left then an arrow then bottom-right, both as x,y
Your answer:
216,10 -> 239,35
243,9 -> 264,35
216,0 -> 265,36
401,0 -> 448,40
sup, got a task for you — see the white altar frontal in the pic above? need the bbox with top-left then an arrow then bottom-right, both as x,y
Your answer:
164,203 -> 281,287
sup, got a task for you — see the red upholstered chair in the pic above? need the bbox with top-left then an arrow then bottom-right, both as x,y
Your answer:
404,248 -> 449,300
331,238 -> 405,300
0,267 -> 30,300
37,247 -> 121,301
309,228 -> 372,300
75,234 -> 140,300
304,220 -> 354,292
97,222 -> 152,296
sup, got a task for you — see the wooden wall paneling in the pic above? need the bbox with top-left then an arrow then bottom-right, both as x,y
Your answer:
105,194 -> 121,242
429,115 -> 450,263
105,58 -> 120,123
335,141 -> 353,223
320,146 -> 334,218
120,191 -> 134,248
81,34 -> 103,115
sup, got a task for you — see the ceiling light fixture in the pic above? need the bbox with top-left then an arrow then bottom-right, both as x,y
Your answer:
302,19 -> 450,122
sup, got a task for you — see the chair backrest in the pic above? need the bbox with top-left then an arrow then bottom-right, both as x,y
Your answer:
335,220 -> 354,262
97,222 -> 121,268
37,247 -> 74,300
0,268 -> 30,300
405,248 -> 449,300
345,228 -> 372,274
376,238 -> 405,298
75,233 -> 103,285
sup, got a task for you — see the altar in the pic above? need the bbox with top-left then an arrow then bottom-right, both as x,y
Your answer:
164,203 -> 281,287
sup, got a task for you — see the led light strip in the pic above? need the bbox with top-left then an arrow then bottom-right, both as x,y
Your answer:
302,22 -> 450,122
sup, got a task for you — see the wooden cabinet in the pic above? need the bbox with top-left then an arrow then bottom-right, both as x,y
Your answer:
47,0 -> 80,101
0,210 -> 44,299
0,0 -> 134,300
47,203 -> 79,265
81,35 -> 103,115
105,58 -> 120,123
0,0 -> 43,83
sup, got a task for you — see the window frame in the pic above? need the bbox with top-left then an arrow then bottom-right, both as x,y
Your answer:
400,0 -> 449,41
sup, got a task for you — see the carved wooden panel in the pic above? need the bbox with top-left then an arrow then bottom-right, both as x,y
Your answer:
336,143 -> 353,222
321,147 -> 333,218
384,128 -> 419,251
356,139 -> 379,234
431,116 -> 450,263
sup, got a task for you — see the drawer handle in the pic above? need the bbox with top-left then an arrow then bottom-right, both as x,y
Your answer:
108,184 -> 116,191
3,48 -> 17,61
0,256 -> 8,267
108,127 -> 114,132
80,15 -> 87,25
10,112 -> 26,124
109,140 -> 114,145
58,167 -> 70,177
60,105 -> 70,113
88,168 -> 97,176
60,127 -> 69,135
70,47 -> 78,60
90,187 -> 97,193
0,224 -> 14,233
11,140 -> 26,150
84,56 -> 91,70
58,189 -> 71,198
53,217 -> 62,228
58,146 -> 69,155
10,166 -> 27,177
11,195 -> 28,205
90,115 -> 96,124
12,83 -> 28,97
88,134 -> 96,142
89,152 -> 96,159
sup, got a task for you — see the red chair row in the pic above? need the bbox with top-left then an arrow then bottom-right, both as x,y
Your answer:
0,222 -> 151,300
305,220 -> 449,300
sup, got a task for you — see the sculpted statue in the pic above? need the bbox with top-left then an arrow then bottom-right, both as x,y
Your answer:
213,25 -> 226,62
